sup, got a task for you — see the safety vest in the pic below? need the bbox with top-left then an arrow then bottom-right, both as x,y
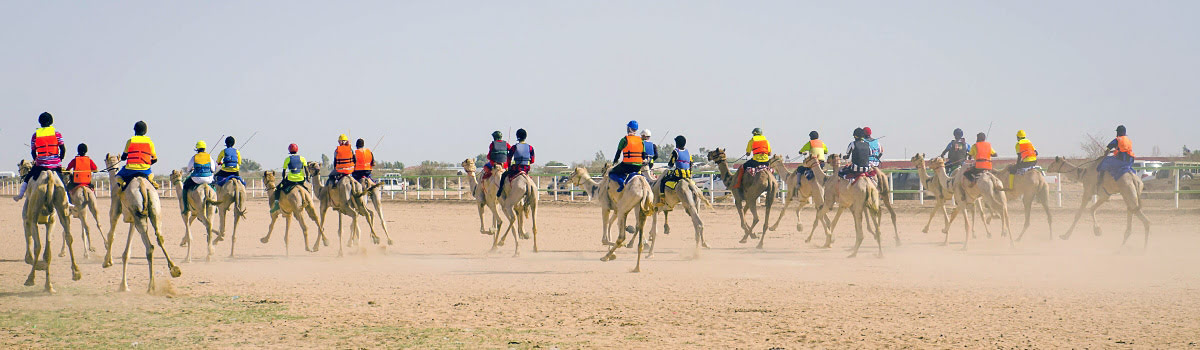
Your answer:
34,126 -> 60,159
489,140 -> 509,164
192,152 -> 214,178
354,149 -> 374,171
621,135 -> 644,164
850,140 -> 871,168
1017,139 -> 1037,162
807,139 -> 826,161
643,141 -> 656,159
220,147 -> 240,172
947,139 -> 968,164
70,156 -> 96,185
1114,136 -> 1135,158
974,141 -> 993,170
750,135 -> 771,162
285,155 -> 307,182
674,149 -> 691,170
512,143 -> 533,165
125,135 -> 155,170
866,138 -> 881,163
334,144 -> 354,174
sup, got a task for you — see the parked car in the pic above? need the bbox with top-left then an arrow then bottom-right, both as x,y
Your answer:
1132,161 -> 1164,180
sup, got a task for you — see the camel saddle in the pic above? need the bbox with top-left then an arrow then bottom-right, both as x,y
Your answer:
1013,166 -> 1043,176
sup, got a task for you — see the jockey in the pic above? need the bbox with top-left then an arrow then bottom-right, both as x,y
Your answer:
483,131 -> 509,180
797,130 -> 827,180
181,140 -> 215,213
1005,130 -> 1039,188
118,121 -> 158,189
1097,125 -> 1135,182
641,129 -> 657,169
271,143 -> 308,214
497,128 -> 534,197
65,143 -> 97,194
839,128 -> 872,179
609,120 -> 645,192
352,138 -> 375,182
965,132 -> 996,182
939,128 -> 970,175
863,126 -> 882,168
734,128 -> 771,190
215,136 -> 241,184
326,134 -> 356,188
15,112 -> 66,201
660,135 -> 693,194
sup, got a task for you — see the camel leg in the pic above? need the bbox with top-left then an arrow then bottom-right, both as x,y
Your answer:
735,198 -> 752,243
756,194 -> 774,249
881,198 -> 899,246
1062,189 -> 1095,240
118,224 -> 135,292
88,198 -> 102,253
371,194 -> 393,245
283,215 -> 291,257
1017,196 -> 1034,242
944,199 -> 967,246
769,198 -> 791,231
530,197 -> 539,253
922,198 -> 942,233
1088,195 -> 1111,237
602,210 -> 630,262
22,219 -> 41,288
182,213 -> 194,262
847,207 -> 865,258
214,206 -> 228,243
477,201 -> 489,234
262,211 -> 281,244
134,220 -> 158,293
1040,195 -> 1054,240
336,213 -> 344,257
681,194 -> 706,249
40,222 -> 55,293
488,201 -> 503,235
601,209 -> 613,246
633,208 -> 647,273
295,211 -> 313,252
228,205 -> 241,257
792,200 -> 809,233
646,210 -> 660,258
810,204 -> 834,248
102,207 -> 121,268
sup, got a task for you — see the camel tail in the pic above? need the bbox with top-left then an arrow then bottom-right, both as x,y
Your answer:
689,180 -> 714,210
235,183 -> 247,218
522,183 -> 537,219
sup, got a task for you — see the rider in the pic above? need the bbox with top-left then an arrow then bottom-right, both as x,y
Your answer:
15,112 -> 66,201
839,128 -> 872,179
939,128 -> 970,174
660,135 -> 693,194
1097,125 -> 1136,182
271,143 -> 308,213
1005,130 -> 1039,188
181,141 -> 215,213
863,126 -> 883,169
65,143 -> 97,194
352,138 -> 375,182
483,131 -> 509,180
326,134 -> 356,188
965,132 -> 996,182
609,121 -> 645,192
797,130 -> 827,180
497,128 -> 535,197
641,129 -> 657,170
118,121 -> 159,189
215,136 -> 241,185
734,128 -> 771,190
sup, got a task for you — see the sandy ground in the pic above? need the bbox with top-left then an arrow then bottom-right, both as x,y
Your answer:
1,194 -> 1199,349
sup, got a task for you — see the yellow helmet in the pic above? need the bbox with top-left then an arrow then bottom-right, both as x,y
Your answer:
1016,130 -> 1027,139
338,134 -> 349,142
195,140 -> 207,150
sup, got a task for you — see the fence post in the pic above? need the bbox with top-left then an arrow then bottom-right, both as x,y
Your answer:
709,173 -> 715,202
554,176 -> 559,202
443,177 -> 448,199
918,170 -> 924,205
888,172 -> 894,203
1057,176 -> 1062,208
1175,168 -> 1180,209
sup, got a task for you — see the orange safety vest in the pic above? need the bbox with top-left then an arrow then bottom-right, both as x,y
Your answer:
1017,139 -> 1036,162
974,141 -> 993,170
334,144 -> 354,174
71,156 -> 96,185
354,149 -> 373,171
1114,136 -> 1135,157
621,135 -> 645,164
34,126 -> 60,158
752,138 -> 770,155
126,136 -> 154,167
809,139 -> 824,149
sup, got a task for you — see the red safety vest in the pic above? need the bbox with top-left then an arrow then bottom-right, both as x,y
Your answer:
621,135 -> 644,164
1017,139 -> 1036,161
974,141 -> 993,170
125,136 -> 154,166
1114,136 -> 1135,157
334,144 -> 354,174
70,156 -> 96,185
354,149 -> 374,171
752,138 -> 770,155
34,127 -> 60,158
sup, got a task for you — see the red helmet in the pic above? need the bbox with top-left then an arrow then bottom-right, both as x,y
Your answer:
288,143 -> 299,153
863,127 -> 873,137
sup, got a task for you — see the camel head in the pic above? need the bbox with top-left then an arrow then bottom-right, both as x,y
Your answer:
769,154 -> 785,165
462,158 -> 476,173
16,160 -> 31,177
1046,156 -> 1069,173
599,162 -> 612,175
566,167 -> 591,186
910,153 -> 926,167
803,154 -> 821,169
105,153 -> 120,170
706,148 -> 727,163
169,169 -> 183,184
929,157 -> 945,170
827,156 -> 841,170
306,162 -> 322,179
262,170 -> 276,186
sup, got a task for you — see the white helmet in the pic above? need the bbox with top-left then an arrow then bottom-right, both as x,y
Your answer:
640,129 -> 652,137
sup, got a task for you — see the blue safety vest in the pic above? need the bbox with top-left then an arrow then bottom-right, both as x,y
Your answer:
673,149 -> 691,170
512,143 -> 532,165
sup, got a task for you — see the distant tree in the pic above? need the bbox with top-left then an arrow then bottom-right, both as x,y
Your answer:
1151,145 -> 1162,157
655,143 -> 675,162
242,158 -> 262,172
475,153 -> 487,164
1079,134 -> 1107,158
545,161 -> 566,167
320,154 -> 330,168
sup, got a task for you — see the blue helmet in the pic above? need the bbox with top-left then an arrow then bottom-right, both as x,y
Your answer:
627,120 -> 639,131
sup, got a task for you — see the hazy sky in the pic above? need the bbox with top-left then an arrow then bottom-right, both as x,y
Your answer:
2,1 -> 1196,172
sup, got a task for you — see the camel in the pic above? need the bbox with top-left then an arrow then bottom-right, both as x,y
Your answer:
706,149 -> 778,249
308,162 -> 380,257
564,166 -> 654,272
998,163 -> 1053,241
461,158 -> 503,235
910,153 -> 990,236
768,155 -> 829,241
870,168 -> 901,244
210,175 -> 247,257
944,162 -> 1013,250
492,171 -> 539,256
100,154 -> 182,292
564,165 -> 621,246
811,157 -> 884,257
169,170 -> 218,262
259,170 -> 326,256
647,168 -> 713,257
1046,156 -> 1150,247
62,173 -> 103,260
17,160 -> 80,293
355,174 -> 394,245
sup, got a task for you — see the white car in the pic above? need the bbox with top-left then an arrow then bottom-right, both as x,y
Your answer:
1132,161 -> 1163,180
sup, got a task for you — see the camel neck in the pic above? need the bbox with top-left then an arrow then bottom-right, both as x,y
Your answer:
716,160 -> 734,184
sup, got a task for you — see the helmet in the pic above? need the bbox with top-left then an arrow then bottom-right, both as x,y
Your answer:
863,127 -> 873,137
38,112 -> 53,127
516,128 -> 528,141
752,128 -> 762,135
491,131 -> 502,140
640,129 -> 652,137
1016,130 -> 1027,139
288,143 -> 299,153
338,134 -> 349,142
627,120 -> 639,131
853,127 -> 865,138
1116,125 -> 1127,136
809,131 -> 819,140
195,140 -> 207,150
953,128 -> 964,138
